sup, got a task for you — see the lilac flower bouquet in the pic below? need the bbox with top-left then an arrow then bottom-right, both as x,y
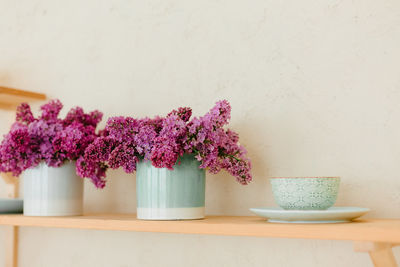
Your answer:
78,100 -> 252,188
0,100 -> 103,181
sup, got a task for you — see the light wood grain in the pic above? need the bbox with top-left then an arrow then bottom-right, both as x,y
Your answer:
0,174 -> 19,267
4,226 -> 18,267
354,241 -> 398,267
0,214 -> 399,243
369,247 -> 398,267
0,86 -> 46,110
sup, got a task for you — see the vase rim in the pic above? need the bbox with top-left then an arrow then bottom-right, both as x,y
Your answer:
27,160 -> 76,170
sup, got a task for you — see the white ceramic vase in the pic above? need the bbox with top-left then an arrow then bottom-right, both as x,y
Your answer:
22,161 -> 83,216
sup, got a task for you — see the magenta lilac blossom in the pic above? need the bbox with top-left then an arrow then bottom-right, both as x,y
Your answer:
0,100 -> 103,187
78,100 -> 252,187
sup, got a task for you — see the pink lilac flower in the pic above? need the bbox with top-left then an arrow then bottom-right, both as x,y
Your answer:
150,136 -> 183,170
184,100 -> 252,184
40,99 -> 63,122
167,107 -> 192,122
108,144 -> 138,173
78,100 -> 252,186
0,100 -> 104,187
76,116 -> 161,185
16,103 -> 35,125
150,114 -> 187,169
76,157 -> 107,189
63,107 -> 103,127
0,124 -> 36,176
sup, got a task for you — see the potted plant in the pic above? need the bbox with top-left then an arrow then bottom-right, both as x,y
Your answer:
78,100 -> 252,220
0,100 -> 103,216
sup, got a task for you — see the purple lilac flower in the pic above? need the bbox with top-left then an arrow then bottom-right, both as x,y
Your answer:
16,103 -> 35,125
150,114 -> 187,169
78,100 -> 252,186
167,107 -> 192,122
0,124 -> 36,176
108,144 -> 138,173
76,116 -> 162,185
0,100 -> 104,187
184,100 -> 252,184
40,99 -> 63,122
63,107 -> 103,127
76,157 -> 107,189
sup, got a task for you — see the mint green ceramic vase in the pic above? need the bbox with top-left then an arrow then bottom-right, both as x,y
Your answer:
136,154 -> 205,220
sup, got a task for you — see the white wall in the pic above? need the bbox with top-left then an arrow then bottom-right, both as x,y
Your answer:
0,0 -> 400,266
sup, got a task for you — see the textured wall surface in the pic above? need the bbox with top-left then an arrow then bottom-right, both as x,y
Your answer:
0,0 -> 400,266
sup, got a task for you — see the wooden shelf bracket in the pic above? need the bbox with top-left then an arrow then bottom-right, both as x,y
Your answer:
0,86 -> 46,110
1,173 -> 19,267
354,241 -> 399,267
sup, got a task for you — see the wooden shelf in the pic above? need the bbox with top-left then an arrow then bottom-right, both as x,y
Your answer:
0,214 -> 398,267
0,214 -> 398,243
0,86 -> 46,110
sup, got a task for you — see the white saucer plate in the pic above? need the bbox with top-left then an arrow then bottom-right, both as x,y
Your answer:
250,207 -> 370,223
0,198 -> 23,214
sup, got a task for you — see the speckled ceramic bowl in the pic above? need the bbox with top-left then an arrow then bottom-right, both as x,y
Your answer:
270,177 -> 340,210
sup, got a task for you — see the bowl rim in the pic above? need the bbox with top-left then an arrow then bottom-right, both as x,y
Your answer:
269,176 -> 340,179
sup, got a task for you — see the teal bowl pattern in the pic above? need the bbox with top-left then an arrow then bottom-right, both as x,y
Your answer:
136,154 -> 205,220
270,177 -> 340,210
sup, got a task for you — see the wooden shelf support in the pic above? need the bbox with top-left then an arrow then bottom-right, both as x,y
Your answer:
0,86 -> 44,267
0,86 -> 46,110
4,226 -> 18,267
1,173 -> 19,267
354,241 -> 399,267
